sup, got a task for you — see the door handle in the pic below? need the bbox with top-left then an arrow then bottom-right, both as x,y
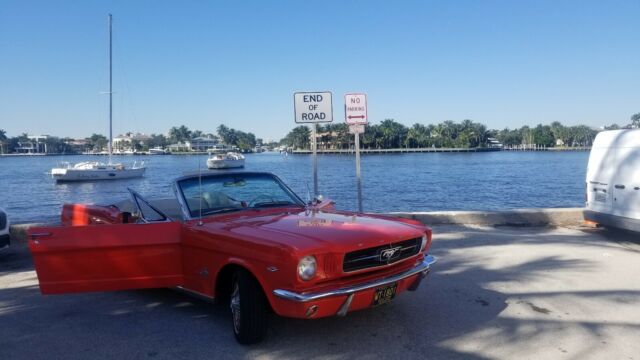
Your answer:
30,232 -> 52,239
635,187 -> 640,191
29,232 -> 52,244
614,185 -> 625,189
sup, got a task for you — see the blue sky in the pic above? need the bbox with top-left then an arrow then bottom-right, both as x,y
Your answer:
1,0 -> 638,141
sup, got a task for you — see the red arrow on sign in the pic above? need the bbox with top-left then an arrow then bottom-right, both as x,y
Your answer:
348,115 -> 366,119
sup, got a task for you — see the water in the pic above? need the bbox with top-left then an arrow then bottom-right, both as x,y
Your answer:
0,151 -> 589,224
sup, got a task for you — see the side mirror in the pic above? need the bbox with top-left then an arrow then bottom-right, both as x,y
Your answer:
312,196 -> 335,211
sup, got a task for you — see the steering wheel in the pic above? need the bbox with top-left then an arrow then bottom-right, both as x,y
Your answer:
248,194 -> 276,208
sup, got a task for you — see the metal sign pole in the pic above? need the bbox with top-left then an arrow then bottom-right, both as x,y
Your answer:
355,131 -> 363,212
312,123 -> 318,198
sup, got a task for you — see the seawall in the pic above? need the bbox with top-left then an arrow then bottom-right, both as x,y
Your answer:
8,208 -> 585,245
388,208 -> 584,227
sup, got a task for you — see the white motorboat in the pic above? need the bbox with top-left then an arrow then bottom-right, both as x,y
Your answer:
51,14 -> 146,182
207,152 -> 245,169
148,147 -> 168,155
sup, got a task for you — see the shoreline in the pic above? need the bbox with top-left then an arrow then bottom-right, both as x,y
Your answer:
291,147 -> 590,154
0,147 -> 592,157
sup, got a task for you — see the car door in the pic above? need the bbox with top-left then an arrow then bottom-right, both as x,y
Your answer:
28,192 -> 183,295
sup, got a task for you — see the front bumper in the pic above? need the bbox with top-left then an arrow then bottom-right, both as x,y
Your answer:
272,255 -> 436,317
0,234 -> 10,251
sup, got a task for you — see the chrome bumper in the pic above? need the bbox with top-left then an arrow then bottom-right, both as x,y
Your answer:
273,255 -> 436,303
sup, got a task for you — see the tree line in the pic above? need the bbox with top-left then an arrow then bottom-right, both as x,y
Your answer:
281,113 -> 640,150
2,112 -> 638,154
0,125 -> 260,154
139,124 -> 260,152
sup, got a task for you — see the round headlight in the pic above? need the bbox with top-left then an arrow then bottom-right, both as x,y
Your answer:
297,256 -> 317,281
421,234 -> 428,251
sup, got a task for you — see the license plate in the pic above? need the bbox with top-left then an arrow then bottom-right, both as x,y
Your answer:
373,283 -> 397,306
595,192 -> 606,202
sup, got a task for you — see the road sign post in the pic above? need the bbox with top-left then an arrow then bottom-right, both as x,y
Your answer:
345,93 -> 368,213
312,123 -> 318,197
294,92 -> 333,198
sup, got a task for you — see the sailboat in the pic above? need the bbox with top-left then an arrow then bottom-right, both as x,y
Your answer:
52,14 -> 146,182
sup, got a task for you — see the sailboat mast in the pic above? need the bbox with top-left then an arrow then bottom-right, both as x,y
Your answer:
108,13 -> 113,163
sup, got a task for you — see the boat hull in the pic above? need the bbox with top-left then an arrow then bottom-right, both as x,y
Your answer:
206,159 -> 245,169
52,167 -> 146,182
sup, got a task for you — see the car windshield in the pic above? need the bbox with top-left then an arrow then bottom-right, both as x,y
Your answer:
178,173 -> 304,218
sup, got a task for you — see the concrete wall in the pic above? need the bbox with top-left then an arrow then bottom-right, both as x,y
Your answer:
388,208 -> 584,227
8,208 -> 585,245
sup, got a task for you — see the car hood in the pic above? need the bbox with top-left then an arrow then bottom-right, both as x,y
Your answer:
202,208 -> 425,254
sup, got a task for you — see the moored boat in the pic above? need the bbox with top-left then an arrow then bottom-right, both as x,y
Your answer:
206,152 -> 245,169
148,147 -> 168,155
52,161 -> 146,181
50,14 -> 146,182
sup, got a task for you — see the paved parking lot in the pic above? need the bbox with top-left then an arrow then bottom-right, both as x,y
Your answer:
1,225 -> 639,359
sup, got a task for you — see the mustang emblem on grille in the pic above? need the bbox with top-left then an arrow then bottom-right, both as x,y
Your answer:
380,246 -> 402,261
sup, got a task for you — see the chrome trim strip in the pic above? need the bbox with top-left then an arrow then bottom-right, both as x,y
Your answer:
174,286 -> 216,303
29,232 -> 52,239
273,255 -> 436,302
127,188 -> 171,223
173,182 -> 193,221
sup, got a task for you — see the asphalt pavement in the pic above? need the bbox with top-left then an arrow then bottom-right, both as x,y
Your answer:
1,225 -> 639,360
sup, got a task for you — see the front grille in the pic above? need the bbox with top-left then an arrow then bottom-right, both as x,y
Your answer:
343,237 -> 421,272
0,211 -> 6,230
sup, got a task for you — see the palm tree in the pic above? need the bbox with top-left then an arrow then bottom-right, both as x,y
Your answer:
169,125 -> 192,143
631,113 -> 640,128
0,129 -> 7,154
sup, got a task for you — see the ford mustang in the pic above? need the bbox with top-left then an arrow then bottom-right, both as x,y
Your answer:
28,171 -> 436,344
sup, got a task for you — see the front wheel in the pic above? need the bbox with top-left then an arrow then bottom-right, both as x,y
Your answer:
230,271 -> 268,344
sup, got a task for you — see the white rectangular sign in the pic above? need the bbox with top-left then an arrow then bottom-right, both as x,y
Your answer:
294,92 -> 333,123
345,93 -> 368,125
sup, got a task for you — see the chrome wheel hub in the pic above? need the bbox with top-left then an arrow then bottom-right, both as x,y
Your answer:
230,281 -> 241,334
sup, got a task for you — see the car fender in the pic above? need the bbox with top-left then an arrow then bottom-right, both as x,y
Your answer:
221,256 -> 280,307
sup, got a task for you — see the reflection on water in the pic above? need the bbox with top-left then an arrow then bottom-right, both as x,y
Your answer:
0,151 -> 588,223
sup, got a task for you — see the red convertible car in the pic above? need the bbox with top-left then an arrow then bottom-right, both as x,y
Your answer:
28,172 -> 436,344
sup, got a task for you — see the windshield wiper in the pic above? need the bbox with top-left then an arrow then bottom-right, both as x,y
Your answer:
200,207 -> 247,216
252,201 -> 301,209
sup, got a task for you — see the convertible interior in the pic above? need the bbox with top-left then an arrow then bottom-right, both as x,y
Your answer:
60,190 -> 248,226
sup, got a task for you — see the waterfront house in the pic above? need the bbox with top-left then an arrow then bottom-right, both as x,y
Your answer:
190,136 -> 219,152
15,135 -> 49,154
65,139 -> 90,153
487,137 -> 504,149
167,142 -> 191,153
113,132 -> 152,153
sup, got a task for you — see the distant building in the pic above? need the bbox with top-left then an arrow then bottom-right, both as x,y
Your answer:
487,137 -> 503,149
15,135 -> 48,154
167,139 -> 232,153
167,142 -> 191,153
65,139 -> 90,153
113,132 -> 152,152
189,136 -> 219,152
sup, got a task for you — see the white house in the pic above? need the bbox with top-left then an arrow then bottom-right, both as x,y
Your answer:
189,136 -> 219,152
113,132 -> 152,152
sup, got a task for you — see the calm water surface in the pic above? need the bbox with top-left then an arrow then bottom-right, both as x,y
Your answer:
0,151 -> 588,223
